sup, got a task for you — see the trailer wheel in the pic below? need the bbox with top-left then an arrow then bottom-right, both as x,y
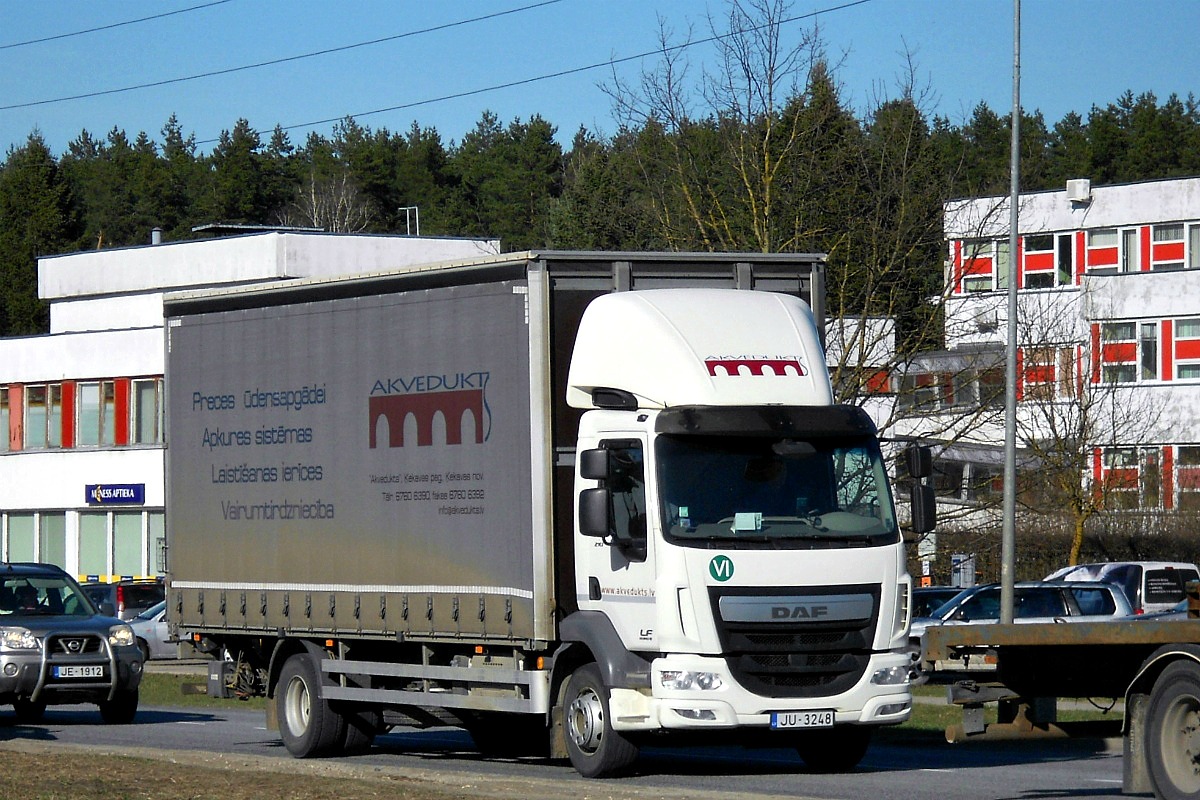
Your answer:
1147,660 -> 1200,800
338,705 -> 380,755
794,725 -> 872,772
563,663 -> 638,778
277,653 -> 345,757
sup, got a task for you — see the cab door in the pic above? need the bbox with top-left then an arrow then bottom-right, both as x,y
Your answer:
576,437 -> 658,649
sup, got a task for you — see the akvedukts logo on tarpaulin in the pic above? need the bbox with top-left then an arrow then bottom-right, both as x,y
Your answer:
368,370 -> 493,448
85,484 -> 146,505
704,355 -> 807,377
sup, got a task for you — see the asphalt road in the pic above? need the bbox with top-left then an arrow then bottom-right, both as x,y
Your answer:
0,698 -> 1130,800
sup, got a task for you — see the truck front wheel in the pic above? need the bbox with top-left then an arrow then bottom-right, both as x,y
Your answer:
794,725 -> 872,772
277,653 -> 345,757
1146,660 -> 1200,800
563,663 -> 638,778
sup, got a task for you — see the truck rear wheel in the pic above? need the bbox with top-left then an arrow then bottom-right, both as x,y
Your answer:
277,653 -> 345,757
1146,660 -> 1200,800
794,725 -> 872,772
563,663 -> 638,778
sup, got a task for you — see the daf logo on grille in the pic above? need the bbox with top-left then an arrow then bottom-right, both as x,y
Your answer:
719,593 -> 874,623
64,638 -> 84,653
772,605 -> 829,619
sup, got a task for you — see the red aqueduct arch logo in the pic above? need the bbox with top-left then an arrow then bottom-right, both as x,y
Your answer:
368,389 -> 487,447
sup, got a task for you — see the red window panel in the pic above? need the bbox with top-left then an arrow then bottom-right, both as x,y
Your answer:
8,384 -> 22,451
1087,247 -> 1119,267
1178,466 -> 1200,491
1164,448 -> 1175,510
1154,242 -> 1186,264
864,369 -> 890,394
61,380 -> 75,448
1075,231 -> 1086,284
1024,364 -> 1055,384
1162,321 -> 1174,381
964,256 -> 992,276
1105,467 -> 1139,490
1142,227 -> 1152,272
1024,252 -> 1054,271
1102,342 -> 1137,363
951,241 -> 964,293
1177,339 -> 1200,360
114,378 -> 130,445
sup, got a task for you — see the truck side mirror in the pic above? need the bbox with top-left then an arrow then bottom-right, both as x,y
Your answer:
579,488 -> 610,537
909,483 -> 936,535
905,444 -> 932,479
579,448 -> 609,481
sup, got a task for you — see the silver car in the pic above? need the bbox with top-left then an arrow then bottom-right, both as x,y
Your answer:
908,581 -> 1135,683
128,601 -> 175,661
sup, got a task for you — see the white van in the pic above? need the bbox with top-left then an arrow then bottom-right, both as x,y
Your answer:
1044,561 -> 1200,615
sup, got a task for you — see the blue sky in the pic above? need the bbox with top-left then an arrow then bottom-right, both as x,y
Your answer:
1,0 -> 1197,158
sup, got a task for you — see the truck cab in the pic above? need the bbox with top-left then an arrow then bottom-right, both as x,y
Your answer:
557,289 -> 931,775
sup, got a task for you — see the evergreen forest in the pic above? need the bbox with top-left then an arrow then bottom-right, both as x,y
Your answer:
3,11 -> 1200,343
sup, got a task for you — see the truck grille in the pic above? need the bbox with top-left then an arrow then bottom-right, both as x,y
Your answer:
710,585 -> 880,698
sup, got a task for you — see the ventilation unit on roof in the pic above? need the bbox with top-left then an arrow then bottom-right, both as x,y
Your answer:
1066,179 -> 1092,204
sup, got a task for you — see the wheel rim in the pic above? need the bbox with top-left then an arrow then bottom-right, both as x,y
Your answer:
1159,691 -> 1200,793
567,685 -> 605,755
283,674 -> 311,737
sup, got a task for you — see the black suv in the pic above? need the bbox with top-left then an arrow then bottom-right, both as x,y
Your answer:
81,577 -> 165,621
0,563 -> 143,723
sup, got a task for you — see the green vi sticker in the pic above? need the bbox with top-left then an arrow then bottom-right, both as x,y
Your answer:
709,555 -> 734,582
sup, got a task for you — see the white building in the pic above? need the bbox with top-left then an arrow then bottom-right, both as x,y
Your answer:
899,176 -> 1200,519
0,231 -> 499,580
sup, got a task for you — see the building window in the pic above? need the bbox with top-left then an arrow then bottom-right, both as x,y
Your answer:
899,372 -> 953,412
1178,446 -> 1200,511
130,378 -> 162,444
1101,447 -> 1164,510
1100,322 -> 1158,384
1021,233 -> 1073,288
0,388 -> 7,454
77,381 -> 116,446
1190,224 -> 1200,269
966,465 -> 1004,502
78,512 -> 108,578
996,241 -> 1011,290
960,239 -> 995,293
39,513 -> 66,568
6,513 -> 35,561
1152,223 -> 1186,271
1121,228 -> 1141,273
23,384 -> 62,450
932,461 -> 966,498
113,512 -> 143,577
1086,229 -> 1120,272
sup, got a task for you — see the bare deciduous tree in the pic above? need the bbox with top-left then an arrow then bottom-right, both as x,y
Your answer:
277,169 -> 377,233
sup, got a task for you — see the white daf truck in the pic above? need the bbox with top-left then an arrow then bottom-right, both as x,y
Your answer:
164,250 -> 934,778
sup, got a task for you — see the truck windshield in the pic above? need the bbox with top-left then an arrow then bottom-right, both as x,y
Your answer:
657,434 -> 898,547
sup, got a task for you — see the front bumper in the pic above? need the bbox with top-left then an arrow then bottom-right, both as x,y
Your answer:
609,651 -> 912,732
0,636 -> 142,705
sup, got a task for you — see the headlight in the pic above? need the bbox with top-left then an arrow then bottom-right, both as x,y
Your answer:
108,624 -> 136,648
871,665 -> 909,686
660,670 -> 724,691
0,627 -> 40,650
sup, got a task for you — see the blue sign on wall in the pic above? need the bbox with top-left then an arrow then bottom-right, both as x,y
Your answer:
85,484 -> 146,505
